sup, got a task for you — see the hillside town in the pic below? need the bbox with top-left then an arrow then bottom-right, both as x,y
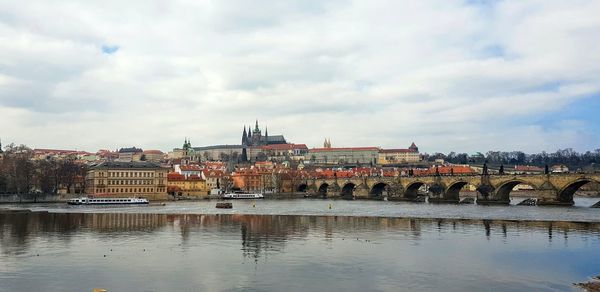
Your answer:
0,121 -> 598,201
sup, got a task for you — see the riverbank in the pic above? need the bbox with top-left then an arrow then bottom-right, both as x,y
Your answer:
575,276 -> 600,292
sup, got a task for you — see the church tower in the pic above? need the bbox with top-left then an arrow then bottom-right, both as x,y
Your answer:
251,120 -> 262,146
247,125 -> 252,146
182,138 -> 192,156
242,126 -> 248,146
264,126 -> 268,143
409,142 -> 419,152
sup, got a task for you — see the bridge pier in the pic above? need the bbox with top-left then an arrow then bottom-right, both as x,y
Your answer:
328,183 -> 341,198
354,183 -> 370,199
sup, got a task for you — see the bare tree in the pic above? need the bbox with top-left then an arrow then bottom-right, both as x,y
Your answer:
57,156 -> 80,194
2,144 -> 35,202
37,159 -> 59,200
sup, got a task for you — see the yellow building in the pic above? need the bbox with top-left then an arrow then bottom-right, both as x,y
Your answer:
143,150 -> 165,163
378,143 -> 421,165
85,161 -> 169,200
167,172 -> 209,198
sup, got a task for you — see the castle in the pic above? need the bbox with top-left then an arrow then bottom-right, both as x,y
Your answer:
241,120 -> 287,147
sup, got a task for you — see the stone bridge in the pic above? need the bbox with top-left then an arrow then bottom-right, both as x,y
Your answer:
295,173 -> 600,206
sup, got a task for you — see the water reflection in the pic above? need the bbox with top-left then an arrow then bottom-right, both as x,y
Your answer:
2,212 -> 600,291
2,212 -> 600,256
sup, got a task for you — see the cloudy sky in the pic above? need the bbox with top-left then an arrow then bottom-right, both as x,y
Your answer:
1,0 -> 599,154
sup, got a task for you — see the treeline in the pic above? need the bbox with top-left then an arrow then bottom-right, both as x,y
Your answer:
423,148 -> 600,169
0,144 -> 88,198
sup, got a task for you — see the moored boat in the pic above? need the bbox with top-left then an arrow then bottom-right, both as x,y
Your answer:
216,202 -> 233,209
222,192 -> 264,199
67,197 -> 149,205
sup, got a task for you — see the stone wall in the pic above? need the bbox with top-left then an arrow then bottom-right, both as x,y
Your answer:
0,194 -> 64,204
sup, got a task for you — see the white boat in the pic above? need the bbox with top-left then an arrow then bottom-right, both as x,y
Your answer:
222,192 -> 264,199
67,197 -> 149,205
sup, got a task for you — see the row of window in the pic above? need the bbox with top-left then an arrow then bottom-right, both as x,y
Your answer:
107,180 -> 155,185
95,187 -> 166,193
106,172 -> 164,178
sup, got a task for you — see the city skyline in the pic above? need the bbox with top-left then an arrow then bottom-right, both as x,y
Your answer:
1,1 -> 599,153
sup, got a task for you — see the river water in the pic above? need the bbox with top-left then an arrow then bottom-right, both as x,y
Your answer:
6,197 -> 600,222
1,199 -> 600,291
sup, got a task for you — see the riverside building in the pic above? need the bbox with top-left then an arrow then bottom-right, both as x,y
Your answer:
85,161 -> 169,200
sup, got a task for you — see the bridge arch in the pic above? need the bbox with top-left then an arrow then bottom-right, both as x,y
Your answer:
405,182 -> 426,199
341,182 -> 356,199
318,183 -> 329,197
370,182 -> 389,198
445,181 -> 476,201
495,180 -> 536,202
558,178 -> 600,203
296,183 -> 308,193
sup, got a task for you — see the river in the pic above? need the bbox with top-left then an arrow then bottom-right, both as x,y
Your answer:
4,197 -> 600,222
1,198 -> 600,291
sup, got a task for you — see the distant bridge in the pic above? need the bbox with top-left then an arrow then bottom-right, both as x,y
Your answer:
297,173 -> 600,206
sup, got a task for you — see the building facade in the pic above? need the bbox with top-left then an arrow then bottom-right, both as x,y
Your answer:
191,145 -> 243,162
307,147 -> 380,165
142,150 -> 165,162
85,161 -> 169,200
378,143 -> 421,165
118,147 -> 143,162
167,172 -> 209,198
259,143 -> 309,162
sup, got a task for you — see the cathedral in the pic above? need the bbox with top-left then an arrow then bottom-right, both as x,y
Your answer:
241,120 -> 287,147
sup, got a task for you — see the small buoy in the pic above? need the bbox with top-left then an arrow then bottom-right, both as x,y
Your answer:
36,254 -> 39,256
253,203 -> 256,208
110,249 -> 112,251
103,255 -> 106,257
143,249 -> 146,252
328,204 -> 332,209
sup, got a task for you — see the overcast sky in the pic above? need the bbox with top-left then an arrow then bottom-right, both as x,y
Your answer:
1,0 -> 599,154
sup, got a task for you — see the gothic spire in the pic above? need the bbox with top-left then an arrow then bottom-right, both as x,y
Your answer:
255,119 -> 259,131
265,126 -> 268,138
242,126 -> 247,145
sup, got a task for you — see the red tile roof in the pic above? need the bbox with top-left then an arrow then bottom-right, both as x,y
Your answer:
203,169 -> 225,178
515,165 -> 544,172
167,172 -> 185,180
180,165 -> 202,171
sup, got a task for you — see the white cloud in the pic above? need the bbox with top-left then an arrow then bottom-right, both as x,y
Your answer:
0,0 -> 599,153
